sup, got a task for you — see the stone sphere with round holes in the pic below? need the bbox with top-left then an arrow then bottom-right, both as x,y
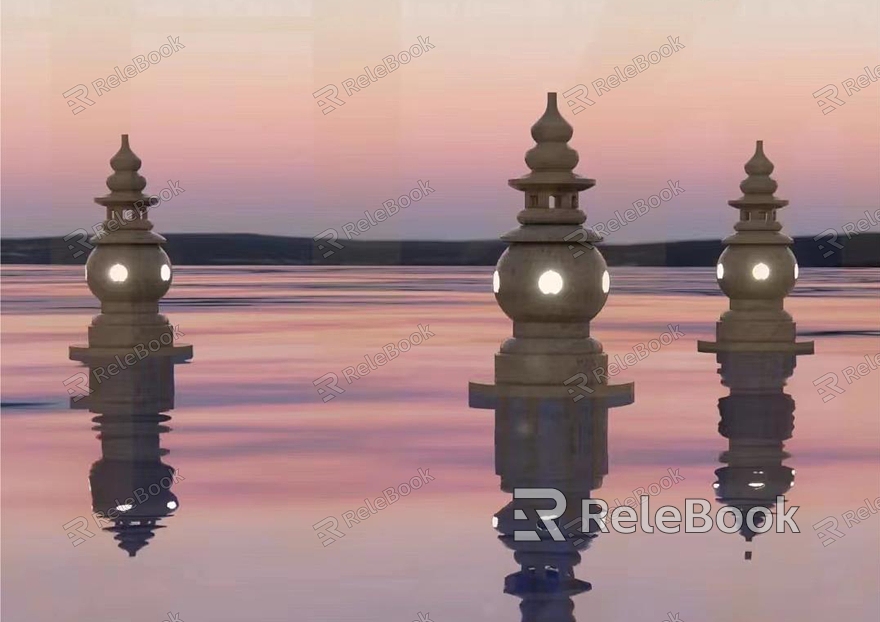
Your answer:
86,244 -> 173,303
494,243 -> 608,323
715,244 -> 796,300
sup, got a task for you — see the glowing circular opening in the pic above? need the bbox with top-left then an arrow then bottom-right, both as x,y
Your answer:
492,270 -> 500,293
794,263 -> 799,280
108,263 -> 128,283
538,270 -> 563,295
160,264 -> 172,282
716,263 -> 724,280
601,270 -> 610,294
751,263 -> 770,281
166,501 -> 178,510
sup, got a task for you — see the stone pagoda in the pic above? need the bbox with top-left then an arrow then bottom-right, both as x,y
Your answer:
470,92 -> 632,404
69,135 -> 191,364
698,141 -> 813,354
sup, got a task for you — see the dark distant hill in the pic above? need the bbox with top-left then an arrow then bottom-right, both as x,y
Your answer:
2,232 -> 878,267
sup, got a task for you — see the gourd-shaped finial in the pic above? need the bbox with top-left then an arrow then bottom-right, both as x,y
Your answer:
524,93 -> 579,174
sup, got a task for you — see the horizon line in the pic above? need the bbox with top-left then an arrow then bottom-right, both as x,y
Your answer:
3,232 -> 877,245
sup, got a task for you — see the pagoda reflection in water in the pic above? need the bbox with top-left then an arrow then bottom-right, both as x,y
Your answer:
699,139 -> 813,560
710,347 -> 804,561
72,356 -> 184,557
485,390 -> 631,622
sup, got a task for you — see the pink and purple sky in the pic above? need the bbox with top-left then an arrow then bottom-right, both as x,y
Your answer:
2,0 -> 878,242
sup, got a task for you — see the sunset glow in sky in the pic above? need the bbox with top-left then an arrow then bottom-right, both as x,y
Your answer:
2,0 -> 878,242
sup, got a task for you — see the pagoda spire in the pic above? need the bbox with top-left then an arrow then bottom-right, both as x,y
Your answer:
94,134 -> 159,236
509,93 -> 595,227
725,140 -> 791,243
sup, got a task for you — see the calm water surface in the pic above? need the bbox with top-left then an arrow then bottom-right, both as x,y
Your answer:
2,266 -> 879,621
